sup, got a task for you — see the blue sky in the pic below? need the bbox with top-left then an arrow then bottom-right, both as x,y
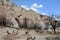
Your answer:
11,0 -> 60,16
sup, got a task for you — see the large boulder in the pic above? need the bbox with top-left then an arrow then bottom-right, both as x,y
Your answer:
5,17 -> 19,28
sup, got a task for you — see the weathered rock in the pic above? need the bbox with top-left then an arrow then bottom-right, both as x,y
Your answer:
0,6 -> 19,28
15,17 -> 26,28
5,18 -> 19,28
27,19 -> 35,29
0,0 -> 58,31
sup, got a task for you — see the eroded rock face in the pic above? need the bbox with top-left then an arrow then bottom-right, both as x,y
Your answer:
0,6 -> 53,30
15,17 -> 29,28
0,0 -> 55,30
0,6 -> 19,28
27,19 -> 35,29
0,0 -> 15,7
5,18 -> 19,28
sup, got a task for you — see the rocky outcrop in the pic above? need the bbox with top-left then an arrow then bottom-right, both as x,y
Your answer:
5,18 -> 19,28
0,0 -> 16,7
0,0 -> 57,30
0,6 -> 52,30
0,6 -> 19,28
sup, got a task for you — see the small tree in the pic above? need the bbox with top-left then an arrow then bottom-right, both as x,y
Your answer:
49,14 -> 60,34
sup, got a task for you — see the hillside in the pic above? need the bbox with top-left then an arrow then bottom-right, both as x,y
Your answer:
0,0 -> 52,29
0,0 -> 60,40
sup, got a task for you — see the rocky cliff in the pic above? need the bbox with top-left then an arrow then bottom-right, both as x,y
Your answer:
0,0 -> 58,30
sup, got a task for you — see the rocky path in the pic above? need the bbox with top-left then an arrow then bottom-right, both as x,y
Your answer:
0,27 -> 60,40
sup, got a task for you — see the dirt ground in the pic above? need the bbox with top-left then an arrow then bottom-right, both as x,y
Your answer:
0,26 -> 60,40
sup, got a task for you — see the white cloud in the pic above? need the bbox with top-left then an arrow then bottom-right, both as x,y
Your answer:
21,5 -> 26,8
30,7 -> 37,12
21,3 -> 43,12
30,3 -> 43,12
39,4 -> 43,8
31,3 -> 37,8
31,3 -> 43,8
41,13 -> 48,16
21,5 -> 30,10
21,4 -> 48,16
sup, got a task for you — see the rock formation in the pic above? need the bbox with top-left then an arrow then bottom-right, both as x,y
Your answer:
0,0 -> 59,31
